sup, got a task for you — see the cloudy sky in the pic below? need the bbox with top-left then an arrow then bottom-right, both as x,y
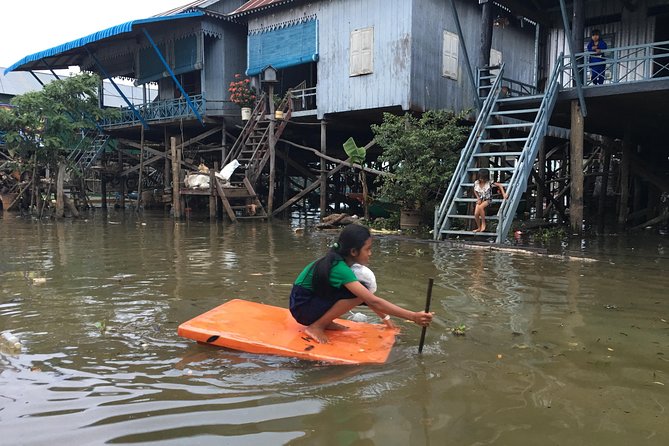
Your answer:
1,0 -> 191,69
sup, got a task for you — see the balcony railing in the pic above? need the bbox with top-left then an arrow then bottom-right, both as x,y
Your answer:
290,87 -> 317,112
101,94 -> 206,128
560,40 -> 669,88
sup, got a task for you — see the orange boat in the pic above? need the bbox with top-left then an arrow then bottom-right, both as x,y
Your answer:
177,299 -> 399,365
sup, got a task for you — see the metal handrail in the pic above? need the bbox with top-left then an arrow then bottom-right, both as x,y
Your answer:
101,94 -> 206,127
434,63 -> 506,238
495,54 -> 563,243
559,39 -> 669,87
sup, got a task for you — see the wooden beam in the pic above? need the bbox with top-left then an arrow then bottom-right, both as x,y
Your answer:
171,137 -> 181,219
631,210 -> 669,231
278,138 -> 389,176
177,126 -> 222,150
272,160 -> 350,216
275,149 -> 317,180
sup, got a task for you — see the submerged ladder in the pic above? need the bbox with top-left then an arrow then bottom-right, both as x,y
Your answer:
434,56 -> 563,243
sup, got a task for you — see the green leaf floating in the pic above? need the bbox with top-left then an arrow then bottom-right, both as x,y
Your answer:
343,137 -> 366,165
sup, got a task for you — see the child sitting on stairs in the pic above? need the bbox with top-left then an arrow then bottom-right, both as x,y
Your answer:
473,168 -> 508,233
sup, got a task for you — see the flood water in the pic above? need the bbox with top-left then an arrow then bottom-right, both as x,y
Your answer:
0,210 -> 667,445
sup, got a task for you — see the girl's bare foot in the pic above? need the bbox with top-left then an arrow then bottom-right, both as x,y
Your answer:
480,225 -> 486,232
472,228 -> 480,233
326,322 -> 349,331
305,326 -> 329,343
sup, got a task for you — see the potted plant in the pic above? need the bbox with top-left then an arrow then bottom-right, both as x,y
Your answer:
272,94 -> 284,120
228,74 -> 257,120
371,110 -> 469,229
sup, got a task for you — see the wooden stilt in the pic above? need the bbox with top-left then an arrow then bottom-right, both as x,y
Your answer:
618,129 -> 632,227
536,138 -> 545,219
55,162 -> 65,218
209,162 -> 217,220
597,140 -> 612,231
136,125 -> 145,211
118,148 -> 126,209
171,137 -> 181,218
101,173 -> 107,210
268,84 -> 276,215
569,100 -> 584,232
320,120 -> 327,217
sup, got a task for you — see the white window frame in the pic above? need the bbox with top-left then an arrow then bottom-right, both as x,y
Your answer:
350,27 -> 374,76
442,30 -> 459,80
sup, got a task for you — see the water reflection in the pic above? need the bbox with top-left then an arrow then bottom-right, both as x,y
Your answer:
1,212 -> 668,444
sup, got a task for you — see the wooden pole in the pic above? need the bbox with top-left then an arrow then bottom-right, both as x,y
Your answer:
597,142 -> 612,231
55,162 -> 65,218
618,130 -> 631,227
171,136 -> 181,218
536,139 -> 545,219
571,0 -> 585,85
164,127 -> 171,199
479,0 -> 493,70
569,100 -> 584,232
209,162 -> 217,220
101,173 -> 107,209
320,120 -> 327,217
118,148 -> 125,209
360,170 -> 369,220
136,125 -> 145,211
418,278 -> 434,354
268,83 -> 276,214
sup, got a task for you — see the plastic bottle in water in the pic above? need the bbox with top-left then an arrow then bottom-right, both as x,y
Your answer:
1,331 -> 22,351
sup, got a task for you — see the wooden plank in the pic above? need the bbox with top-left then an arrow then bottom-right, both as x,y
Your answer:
272,160 -> 349,216
215,178 -> 237,222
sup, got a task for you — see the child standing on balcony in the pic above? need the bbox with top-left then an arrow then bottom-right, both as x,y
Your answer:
473,168 -> 507,233
587,29 -> 608,85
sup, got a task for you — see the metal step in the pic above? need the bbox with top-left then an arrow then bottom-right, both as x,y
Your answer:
461,182 -> 509,187
479,137 -> 528,143
467,167 -> 514,172
446,214 -> 499,220
497,94 -> 544,102
491,108 -> 540,116
454,198 -> 504,203
485,123 -> 532,129
440,229 -> 497,237
472,151 -> 522,157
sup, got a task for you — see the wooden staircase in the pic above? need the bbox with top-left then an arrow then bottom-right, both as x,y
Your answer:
218,90 -> 294,221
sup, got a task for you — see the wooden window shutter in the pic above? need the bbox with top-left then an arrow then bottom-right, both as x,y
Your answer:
350,27 -> 374,76
442,31 -> 458,80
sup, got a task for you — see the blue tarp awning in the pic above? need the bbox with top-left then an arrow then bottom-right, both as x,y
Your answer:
4,11 -> 204,75
246,18 -> 318,76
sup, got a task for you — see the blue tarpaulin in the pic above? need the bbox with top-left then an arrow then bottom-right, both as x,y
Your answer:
4,12 -> 204,75
246,19 -> 318,76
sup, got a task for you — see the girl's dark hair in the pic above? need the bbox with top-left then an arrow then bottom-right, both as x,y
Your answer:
478,168 -> 490,181
312,224 -> 371,297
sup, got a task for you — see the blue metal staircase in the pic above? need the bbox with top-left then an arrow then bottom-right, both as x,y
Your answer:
434,56 -> 563,243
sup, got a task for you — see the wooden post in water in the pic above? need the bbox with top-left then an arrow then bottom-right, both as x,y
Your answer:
101,173 -> 107,209
118,147 -> 125,209
320,119 -> 327,218
268,83 -> 276,215
536,138 -> 545,219
171,137 -> 181,218
136,125 -> 145,211
55,162 -> 65,218
570,100 -> 584,232
597,139 -> 612,231
618,129 -> 631,227
210,162 -> 217,220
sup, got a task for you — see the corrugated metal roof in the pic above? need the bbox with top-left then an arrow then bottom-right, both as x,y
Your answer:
0,70 -> 56,96
228,0 -> 297,17
4,11 -> 204,75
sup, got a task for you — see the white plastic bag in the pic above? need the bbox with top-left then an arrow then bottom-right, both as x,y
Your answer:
216,159 -> 240,182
